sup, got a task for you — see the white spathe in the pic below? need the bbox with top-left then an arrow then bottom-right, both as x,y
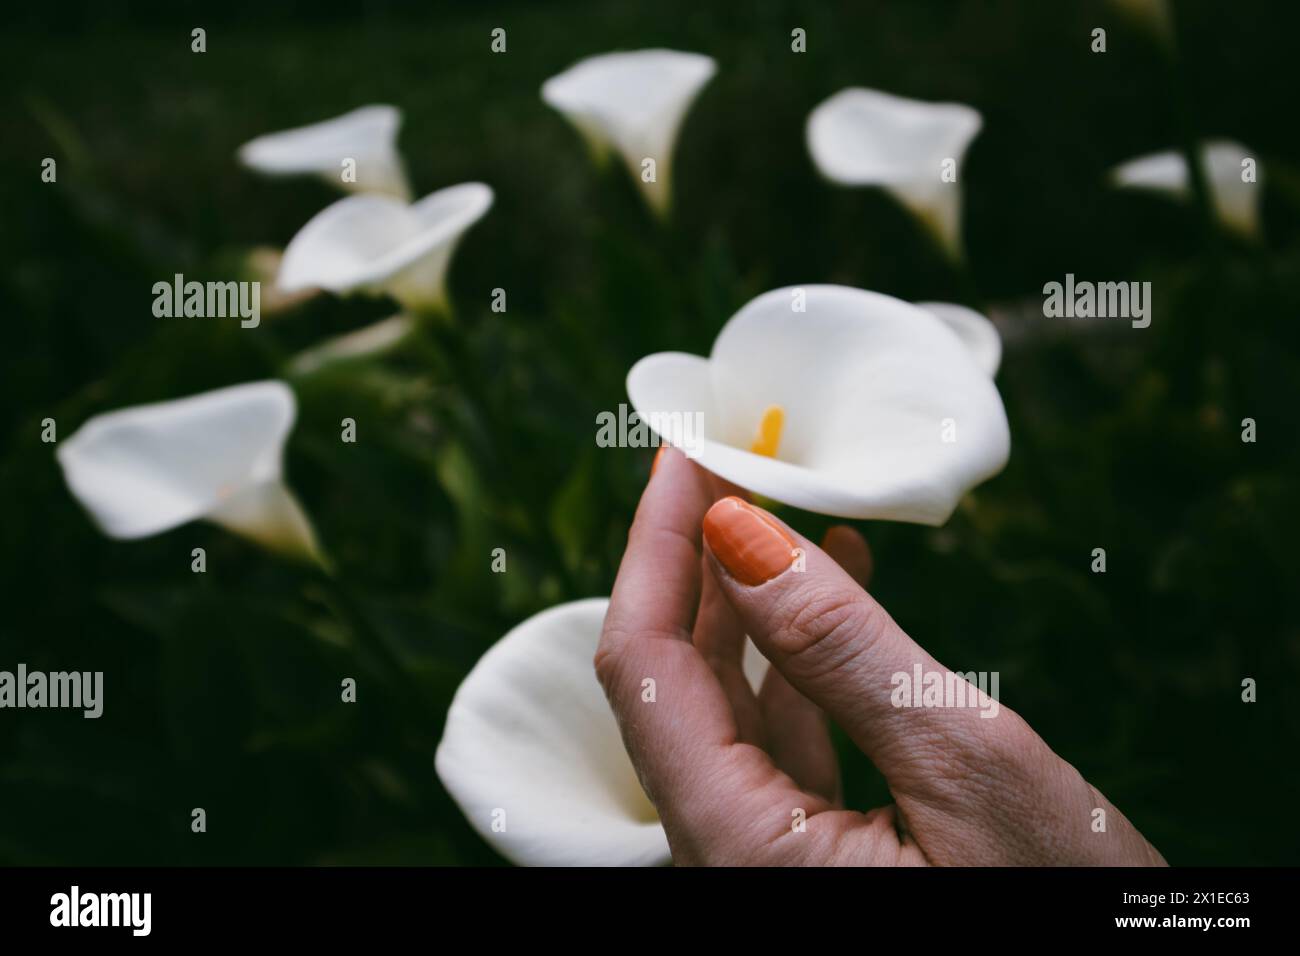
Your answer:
627,286 -> 1010,524
56,381 -> 321,562
916,301 -> 1001,377
1111,140 -> 1262,238
436,598 -> 666,867
807,88 -> 983,259
436,598 -> 768,866
277,183 -> 494,312
287,314 -> 415,376
542,49 -> 717,214
237,105 -> 411,199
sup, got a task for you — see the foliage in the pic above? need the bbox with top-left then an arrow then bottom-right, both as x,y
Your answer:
1,0 -> 1298,864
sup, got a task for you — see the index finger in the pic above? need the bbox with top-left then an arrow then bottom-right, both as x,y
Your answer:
596,449 -> 811,848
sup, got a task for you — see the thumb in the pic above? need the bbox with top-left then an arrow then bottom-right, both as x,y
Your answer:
701,497 -> 1055,858
700,498 -> 1006,776
702,496 -> 1166,866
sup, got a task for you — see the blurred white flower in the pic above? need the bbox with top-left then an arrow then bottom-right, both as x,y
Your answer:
1111,140 -> 1262,238
237,105 -> 411,200
244,246 -> 320,315
627,285 -> 1010,523
436,598 -> 767,866
56,382 -> 322,563
542,49 -> 717,215
916,301 -> 1001,376
277,183 -> 494,312
807,88 -> 983,259
287,314 -> 415,376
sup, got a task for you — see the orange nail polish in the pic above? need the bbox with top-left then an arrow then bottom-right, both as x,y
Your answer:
651,446 -> 668,475
703,497 -> 798,585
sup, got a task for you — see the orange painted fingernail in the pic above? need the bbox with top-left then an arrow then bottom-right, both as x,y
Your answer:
703,497 -> 797,585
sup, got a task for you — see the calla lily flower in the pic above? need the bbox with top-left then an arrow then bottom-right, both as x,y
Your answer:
244,246 -> 320,315
277,183 -> 494,312
916,301 -> 1002,377
56,381 -> 322,563
807,88 -> 983,259
437,598 -> 768,866
1110,140 -> 1262,238
287,314 -> 415,376
237,105 -> 411,199
542,49 -> 717,215
626,285 -> 1010,524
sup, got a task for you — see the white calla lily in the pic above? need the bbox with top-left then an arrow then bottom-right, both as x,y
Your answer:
916,301 -> 1001,377
237,105 -> 411,199
627,286 -> 1010,524
807,88 -> 983,259
56,381 -> 322,563
277,183 -> 494,312
436,598 -> 667,866
542,49 -> 717,215
244,246 -> 319,315
287,314 -> 415,375
437,598 -> 769,866
1110,140 -> 1262,238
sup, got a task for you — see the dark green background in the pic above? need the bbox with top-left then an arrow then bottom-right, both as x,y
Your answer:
1,0 -> 1297,865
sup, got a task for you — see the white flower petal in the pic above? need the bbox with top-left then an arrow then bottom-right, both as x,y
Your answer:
209,481 -> 321,563
807,88 -> 982,258
238,105 -> 410,199
542,49 -> 716,214
56,381 -> 320,560
741,637 -> 769,693
244,246 -> 319,315
277,183 -> 494,311
436,598 -> 670,867
915,301 -> 1001,376
1111,140 -> 1262,237
287,314 -> 415,375
627,285 -> 1010,523
1111,150 -> 1188,195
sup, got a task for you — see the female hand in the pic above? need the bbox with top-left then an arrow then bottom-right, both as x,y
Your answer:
595,448 -> 1166,866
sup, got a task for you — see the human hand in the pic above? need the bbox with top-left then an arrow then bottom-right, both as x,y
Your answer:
595,448 -> 1166,866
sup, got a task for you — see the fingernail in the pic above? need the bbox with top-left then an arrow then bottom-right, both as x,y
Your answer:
703,496 -> 797,585
651,446 -> 668,475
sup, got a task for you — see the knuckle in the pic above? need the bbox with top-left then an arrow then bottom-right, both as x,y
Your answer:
592,630 -> 627,697
772,583 -> 882,661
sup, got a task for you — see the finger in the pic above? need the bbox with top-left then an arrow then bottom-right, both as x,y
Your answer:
689,465 -> 763,743
758,667 -> 838,803
821,524 -> 873,587
693,553 -> 766,745
757,526 -> 869,803
701,497 -> 1060,859
597,452 -> 804,854
605,447 -> 710,647
689,467 -> 752,669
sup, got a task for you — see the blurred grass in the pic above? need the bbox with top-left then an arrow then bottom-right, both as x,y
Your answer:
1,0 -> 1298,864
